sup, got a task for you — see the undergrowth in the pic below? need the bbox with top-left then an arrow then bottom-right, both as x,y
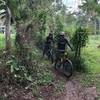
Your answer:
0,48 -> 65,98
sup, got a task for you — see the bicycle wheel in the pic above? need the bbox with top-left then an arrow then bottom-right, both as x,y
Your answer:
63,59 -> 73,78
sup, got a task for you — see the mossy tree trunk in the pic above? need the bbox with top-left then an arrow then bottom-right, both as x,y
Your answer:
15,22 -> 35,75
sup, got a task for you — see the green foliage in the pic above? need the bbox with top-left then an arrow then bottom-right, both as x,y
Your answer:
36,32 -> 45,49
77,57 -> 89,72
82,35 -> 100,74
72,27 -> 88,51
81,0 -> 100,14
6,55 -> 32,84
0,0 -> 20,19
32,48 -> 41,57
0,34 -> 15,49
80,73 -> 100,92
37,70 -> 53,85
0,34 -> 5,49
35,11 -> 47,49
54,16 -> 63,35
19,8 -> 29,21
96,4 -> 100,14
54,78 -> 65,96
71,27 -> 88,71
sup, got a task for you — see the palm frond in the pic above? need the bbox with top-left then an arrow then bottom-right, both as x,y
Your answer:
0,10 -> 6,16
0,0 -> 4,3
0,14 -> 6,19
0,3 -> 5,9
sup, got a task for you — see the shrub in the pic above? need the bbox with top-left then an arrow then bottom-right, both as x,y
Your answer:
6,55 -> 33,85
71,27 -> 88,71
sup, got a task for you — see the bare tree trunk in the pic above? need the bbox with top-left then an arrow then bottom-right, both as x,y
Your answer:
5,6 -> 11,51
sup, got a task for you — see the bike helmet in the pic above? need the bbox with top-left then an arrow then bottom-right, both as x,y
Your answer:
60,32 -> 65,36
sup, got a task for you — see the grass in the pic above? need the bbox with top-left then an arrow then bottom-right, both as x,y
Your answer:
0,33 -> 5,49
81,35 -> 100,93
0,33 -> 15,49
82,35 -> 100,74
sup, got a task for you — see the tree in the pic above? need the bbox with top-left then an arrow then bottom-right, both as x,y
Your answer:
80,0 -> 100,34
0,0 -> 19,51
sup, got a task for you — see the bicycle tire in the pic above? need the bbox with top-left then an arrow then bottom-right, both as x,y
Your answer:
63,59 -> 73,78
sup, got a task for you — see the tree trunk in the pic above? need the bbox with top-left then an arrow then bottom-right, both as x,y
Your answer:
5,6 -> 11,51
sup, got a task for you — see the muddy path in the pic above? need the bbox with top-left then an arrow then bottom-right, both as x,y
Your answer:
53,79 -> 97,100
39,71 -> 98,100
1,69 -> 98,100
7,78 -> 98,100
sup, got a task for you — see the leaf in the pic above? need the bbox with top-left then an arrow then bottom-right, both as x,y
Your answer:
0,9 -> 6,15
8,0 -> 20,17
14,74 -> 17,77
11,65 -> 14,73
14,66 -> 19,71
0,2 -> 5,10
26,76 -> 32,81
6,60 -> 12,64
0,14 -> 6,19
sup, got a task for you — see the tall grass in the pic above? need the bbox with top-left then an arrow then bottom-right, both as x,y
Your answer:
0,33 -> 15,49
82,35 -> 100,74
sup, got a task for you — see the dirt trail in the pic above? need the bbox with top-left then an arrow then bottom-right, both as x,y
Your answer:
4,71 -> 98,100
6,78 -> 98,100
49,69 -> 98,100
37,69 -> 98,100
53,79 -> 97,100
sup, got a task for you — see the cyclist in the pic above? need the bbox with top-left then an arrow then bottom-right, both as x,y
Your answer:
55,32 -> 72,66
43,32 -> 54,62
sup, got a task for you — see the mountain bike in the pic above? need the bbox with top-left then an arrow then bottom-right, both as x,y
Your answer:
54,53 -> 73,78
